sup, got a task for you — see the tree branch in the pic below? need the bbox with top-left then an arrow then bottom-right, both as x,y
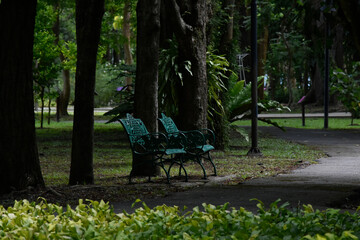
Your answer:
168,0 -> 193,37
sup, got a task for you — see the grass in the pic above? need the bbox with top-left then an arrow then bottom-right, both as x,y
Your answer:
35,118 -> 324,187
236,117 -> 360,129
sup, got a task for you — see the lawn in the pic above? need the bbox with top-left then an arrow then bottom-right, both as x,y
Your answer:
236,117 -> 360,129
2,115 -> 319,207
36,120 -> 324,186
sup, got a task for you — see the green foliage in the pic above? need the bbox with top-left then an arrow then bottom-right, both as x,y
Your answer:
158,39 -> 187,116
207,50 -> 230,118
59,40 -> 77,72
33,1 -> 61,91
2,199 -> 360,239
100,0 -> 137,64
103,64 -> 136,121
95,64 -> 135,108
158,39 -> 231,120
331,64 -> 360,124
33,1 -> 62,127
227,78 -> 290,123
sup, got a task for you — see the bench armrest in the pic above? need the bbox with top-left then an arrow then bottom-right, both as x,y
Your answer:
198,128 -> 215,145
131,132 -> 168,155
166,131 -> 188,149
180,130 -> 206,150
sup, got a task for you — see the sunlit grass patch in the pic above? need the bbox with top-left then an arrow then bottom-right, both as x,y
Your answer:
236,117 -> 360,129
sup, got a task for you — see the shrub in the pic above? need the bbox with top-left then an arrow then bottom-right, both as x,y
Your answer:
1,199 -> 360,239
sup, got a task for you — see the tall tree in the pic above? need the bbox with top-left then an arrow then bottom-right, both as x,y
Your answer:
167,0 -> 209,130
0,0 -> 45,193
53,0 -> 71,119
69,0 -> 105,185
212,0 -> 235,150
303,0 -> 325,105
132,0 -> 161,176
257,0 -> 271,100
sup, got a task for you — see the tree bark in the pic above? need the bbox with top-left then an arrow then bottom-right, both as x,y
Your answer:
0,0 -> 45,193
168,0 -> 209,130
133,0 -> 160,176
338,0 -> 360,54
303,0 -> 324,105
257,25 -> 268,99
53,1 -> 71,119
69,0 -> 104,185
56,69 -> 71,118
237,1 -> 251,84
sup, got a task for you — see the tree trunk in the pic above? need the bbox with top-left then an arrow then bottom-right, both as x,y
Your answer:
332,24 -> 344,69
338,0 -> 360,54
212,0 -> 234,150
169,0 -> 209,130
237,1 -> 251,84
40,87 -> 45,129
53,2 -> 71,119
133,0 -> 161,176
280,26 -> 294,107
257,26 -> 269,99
69,0 -> 105,185
56,69 -> 71,118
303,0 -> 324,105
0,0 -> 45,194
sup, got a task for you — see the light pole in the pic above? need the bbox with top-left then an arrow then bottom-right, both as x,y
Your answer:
324,0 -> 332,129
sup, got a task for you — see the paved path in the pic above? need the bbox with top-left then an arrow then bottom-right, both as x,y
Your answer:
111,126 -> 360,213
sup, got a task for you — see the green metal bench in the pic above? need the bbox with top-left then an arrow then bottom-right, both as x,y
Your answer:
158,113 -> 217,179
119,114 -> 187,183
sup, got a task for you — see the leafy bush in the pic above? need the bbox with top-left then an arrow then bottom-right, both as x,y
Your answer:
1,199 -> 360,239
331,64 -> 360,125
227,79 -> 290,132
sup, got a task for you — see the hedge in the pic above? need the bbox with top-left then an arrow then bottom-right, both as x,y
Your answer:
0,199 -> 360,239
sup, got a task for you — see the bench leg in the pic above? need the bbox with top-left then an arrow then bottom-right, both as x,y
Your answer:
179,155 -> 188,182
196,156 -> 207,179
207,153 -> 217,176
128,170 -> 134,184
168,156 -> 188,182
157,160 -> 171,184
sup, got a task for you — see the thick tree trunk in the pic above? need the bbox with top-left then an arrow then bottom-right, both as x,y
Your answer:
0,0 -> 45,194
133,0 -> 160,176
169,0 -> 209,130
69,0 -> 104,185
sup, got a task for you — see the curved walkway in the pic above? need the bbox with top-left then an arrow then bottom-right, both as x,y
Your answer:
112,126 -> 360,213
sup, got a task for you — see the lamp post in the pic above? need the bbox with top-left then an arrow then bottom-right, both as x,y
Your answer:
324,0 -> 332,129
247,0 -> 262,156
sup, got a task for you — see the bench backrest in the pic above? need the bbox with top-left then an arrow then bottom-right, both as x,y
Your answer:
119,114 -> 149,145
158,113 -> 179,134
